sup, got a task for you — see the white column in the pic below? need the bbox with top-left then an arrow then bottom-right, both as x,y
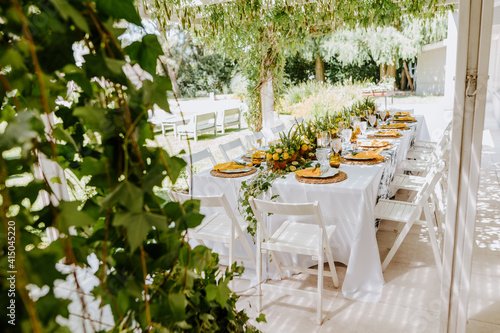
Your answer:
443,11 -> 459,110
260,72 -> 275,131
440,1 -> 494,332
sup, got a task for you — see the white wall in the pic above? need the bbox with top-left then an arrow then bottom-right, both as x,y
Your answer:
488,7 -> 500,126
416,43 -> 447,95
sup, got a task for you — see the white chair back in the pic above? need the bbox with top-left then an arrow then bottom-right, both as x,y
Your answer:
245,131 -> 266,149
219,138 -> 247,162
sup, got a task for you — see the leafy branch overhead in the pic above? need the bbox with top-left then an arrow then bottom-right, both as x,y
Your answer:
0,0 -> 258,332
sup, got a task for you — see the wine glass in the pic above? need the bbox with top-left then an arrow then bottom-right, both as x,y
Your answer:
378,110 -> 387,125
316,148 -> 330,173
359,121 -> 367,136
342,128 -> 352,150
331,138 -> 342,154
368,114 -> 377,128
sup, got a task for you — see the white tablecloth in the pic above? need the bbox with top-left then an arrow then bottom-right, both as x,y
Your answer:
191,116 -> 428,303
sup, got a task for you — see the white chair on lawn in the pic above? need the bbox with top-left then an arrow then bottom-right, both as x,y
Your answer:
219,138 -> 247,162
177,112 -> 217,141
245,131 -> 266,149
249,198 -> 339,325
217,108 -> 241,134
169,192 -> 256,287
375,167 -> 444,277
180,148 -> 217,191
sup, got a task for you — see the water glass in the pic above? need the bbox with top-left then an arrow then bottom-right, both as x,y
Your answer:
317,131 -> 330,148
368,114 -> 377,127
316,148 -> 330,173
359,121 -> 367,135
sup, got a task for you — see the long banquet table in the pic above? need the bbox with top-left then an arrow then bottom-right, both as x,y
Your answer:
191,116 -> 427,302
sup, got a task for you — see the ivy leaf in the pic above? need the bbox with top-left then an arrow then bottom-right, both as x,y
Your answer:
256,313 -> 267,323
58,201 -> 96,233
125,35 -> 163,76
96,0 -> 142,26
50,0 -> 90,33
168,293 -> 187,319
205,282 -> 231,307
113,211 -> 167,252
143,164 -> 166,192
161,149 -> 186,184
142,76 -> 172,112
101,181 -> 144,213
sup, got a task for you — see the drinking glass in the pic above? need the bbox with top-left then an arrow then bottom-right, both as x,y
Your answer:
317,131 -> 330,148
350,116 -> 360,129
331,138 -> 342,154
368,114 -> 377,127
359,121 -> 367,136
316,148 -> 330,173
378,111 -> 387,125
342,128 -> 352,150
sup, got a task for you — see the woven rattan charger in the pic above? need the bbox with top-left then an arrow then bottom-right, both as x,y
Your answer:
391,118 -> 417,123
295,170 -> 348,184
210,168 -> 257,178
340,155 -> 386,165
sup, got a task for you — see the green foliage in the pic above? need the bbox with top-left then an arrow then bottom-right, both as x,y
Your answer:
0,1 -> 256,332
177,53 -> 237,97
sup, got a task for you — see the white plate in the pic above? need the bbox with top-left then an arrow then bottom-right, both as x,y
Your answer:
219,167 -> 252,173
244,153 -> 265,159
344,155 -> 376,161
302,168 -> 339,178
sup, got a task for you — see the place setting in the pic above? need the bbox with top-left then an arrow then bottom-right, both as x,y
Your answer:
340,147 -> 387,165
210,161 -> 257,178
355,139 -> 393,151
294,147 -> 348,184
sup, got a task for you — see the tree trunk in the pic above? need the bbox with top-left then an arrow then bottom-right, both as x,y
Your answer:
387,63 -> 396,79
315,55 -> 325,82
400,72 -> 407,90
260,71 -> 274,132
380,63 -> 387,79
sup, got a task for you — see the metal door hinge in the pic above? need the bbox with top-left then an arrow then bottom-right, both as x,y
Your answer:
466,71 -> 478,97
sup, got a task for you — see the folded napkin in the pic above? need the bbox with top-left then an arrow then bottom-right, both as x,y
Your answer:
359,139 -> 389,147
213,161 -> 246,171
382,123 -> 406,128
347,148 -> 383,159
250,150 -> 266,158
395,116 -> 415,121
395,111 -> 410,116
295,167 -> 321,177
377,130 -> 400,136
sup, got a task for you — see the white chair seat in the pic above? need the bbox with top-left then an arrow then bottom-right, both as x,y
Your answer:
390,174 -> 426,192
264,221 -> 336,256
374,200 -> 418,224
191,214 -> 248,243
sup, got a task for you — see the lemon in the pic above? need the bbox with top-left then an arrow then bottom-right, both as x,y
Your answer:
266,153 -> 273,160
272,153 -> 279,160
301,144 -> 308,151
292,161 -> 299,165
283,152 -> 289,160
276,148 -> 283,154
289,165 -> 296,172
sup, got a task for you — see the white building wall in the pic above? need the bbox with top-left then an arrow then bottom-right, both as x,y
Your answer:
416,43 -> 447,95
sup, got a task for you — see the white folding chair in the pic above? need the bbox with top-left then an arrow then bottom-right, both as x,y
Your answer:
270,124 -> 286,139
180,148 -> 217,191
375,168 -> 444,277
219,138 -> 247,162
169,192 -> 256,287
407,126 -> 451,161
249,198 -> 339,325
413,121 -> 452,150
245,131 -> 266,149
397,142 -> 450,176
